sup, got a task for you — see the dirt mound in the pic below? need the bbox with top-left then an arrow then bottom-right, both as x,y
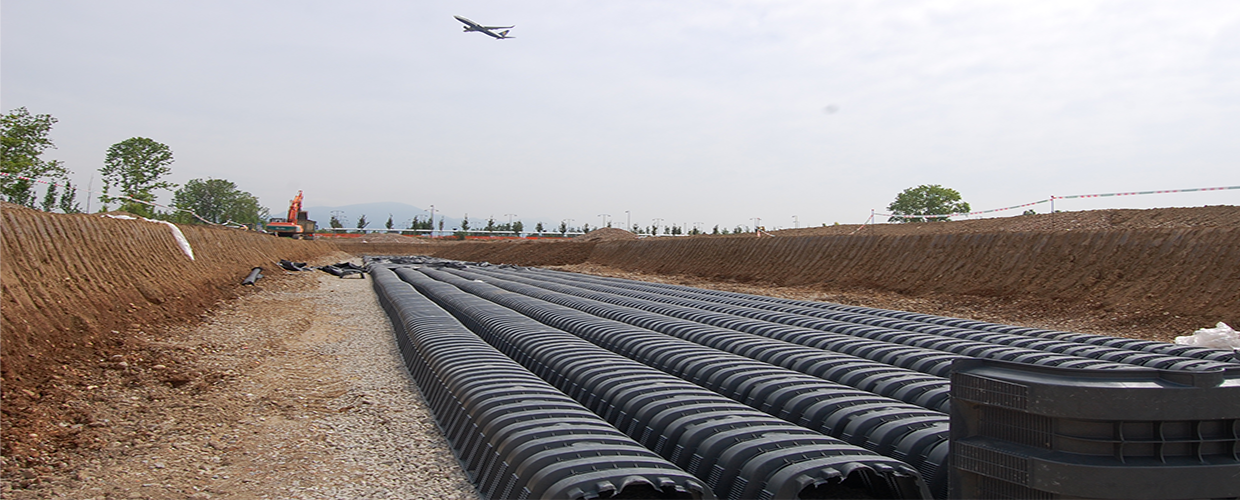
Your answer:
327,234 -> 440,257
425,240 -> 597,267
573,227 -> 638,242
773,206 -> 1240,236
1,202 -> 341,478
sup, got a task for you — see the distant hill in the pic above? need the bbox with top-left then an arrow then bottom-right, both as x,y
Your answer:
303,202 -> 462,231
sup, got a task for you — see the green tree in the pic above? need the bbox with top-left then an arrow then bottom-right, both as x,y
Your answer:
1,107 -> 68,207
461,215 -> 470,232
58,181 -> 81,214
329,214 -> 343,229
40,183 -> 58,212
385,214 -> 394,231
100,137 -> 176,216
356,214 -> 369,231
484,217 -> 496,232
886,184 -> 970,223
558,220 -> 568,234
535,221 -> 544,233
512,220 -> 524,235
170,178 -> 267,225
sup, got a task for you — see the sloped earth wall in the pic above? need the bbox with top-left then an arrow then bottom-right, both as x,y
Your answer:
586,228 -> 1240,324
417,224 -> 1239,332
1,203 -> 340,463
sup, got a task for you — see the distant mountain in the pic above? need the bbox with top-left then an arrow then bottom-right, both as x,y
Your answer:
303,202 -> 462,231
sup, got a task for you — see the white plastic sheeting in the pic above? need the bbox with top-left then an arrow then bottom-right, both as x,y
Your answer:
104,215 -> 195,261
1175,322 -> 1240,350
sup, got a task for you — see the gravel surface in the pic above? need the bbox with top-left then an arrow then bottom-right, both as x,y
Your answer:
3,268 -> 478,499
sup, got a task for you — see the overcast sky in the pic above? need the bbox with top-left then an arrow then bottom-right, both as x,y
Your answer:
4,1 -> 1238,229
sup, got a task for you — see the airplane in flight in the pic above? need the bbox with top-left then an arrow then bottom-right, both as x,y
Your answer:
454,16 -> 515,39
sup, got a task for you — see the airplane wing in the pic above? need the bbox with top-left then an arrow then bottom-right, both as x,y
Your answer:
482,25 -> 514,30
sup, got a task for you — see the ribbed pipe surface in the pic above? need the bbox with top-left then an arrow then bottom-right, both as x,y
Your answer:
371,266 -> 711,500
388,265 -> 931,499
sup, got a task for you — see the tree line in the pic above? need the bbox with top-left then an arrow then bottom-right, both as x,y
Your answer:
2,107 -> 267,226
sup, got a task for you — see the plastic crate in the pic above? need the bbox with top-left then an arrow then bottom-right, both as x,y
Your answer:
950,359 -> 1240,499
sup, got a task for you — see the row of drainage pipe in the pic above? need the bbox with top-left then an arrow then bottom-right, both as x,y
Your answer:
472,266 -> 1236,372
528,267 -> 1236,365
381,264 -> 930,499
368,258 -> 1240,500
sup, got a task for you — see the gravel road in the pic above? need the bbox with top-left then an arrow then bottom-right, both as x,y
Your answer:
3,268 -> 479,499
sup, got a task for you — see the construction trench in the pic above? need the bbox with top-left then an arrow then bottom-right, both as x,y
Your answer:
368,257 -> 1240,500
4,204 -> 1240,498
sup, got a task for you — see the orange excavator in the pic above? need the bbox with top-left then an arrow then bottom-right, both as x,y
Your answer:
265,191 -> 316,239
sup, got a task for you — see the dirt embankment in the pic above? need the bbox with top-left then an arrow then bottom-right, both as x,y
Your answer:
379,207 -> 1240,336
1,203 -> 340,476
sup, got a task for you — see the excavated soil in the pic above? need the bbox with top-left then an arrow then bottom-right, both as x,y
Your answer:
3,203 -> 1239,496
571,227 -> 640,242
409,208 -> 1239,340
1,203 -> 342,493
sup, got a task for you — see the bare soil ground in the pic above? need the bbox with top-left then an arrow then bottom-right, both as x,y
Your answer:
2,264 -> 475,499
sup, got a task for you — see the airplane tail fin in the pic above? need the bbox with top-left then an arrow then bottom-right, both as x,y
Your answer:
499,30 -> 514,38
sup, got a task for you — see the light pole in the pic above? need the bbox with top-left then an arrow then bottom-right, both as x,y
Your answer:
792,215 -> 799,229
598,213 -> 610,228
652,218 -> 664,236
505,213 -> 517,236
428,205 -> 435,237
625,211 -> 631,231
563,218 -> 574,235
751,217 -> 761,233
